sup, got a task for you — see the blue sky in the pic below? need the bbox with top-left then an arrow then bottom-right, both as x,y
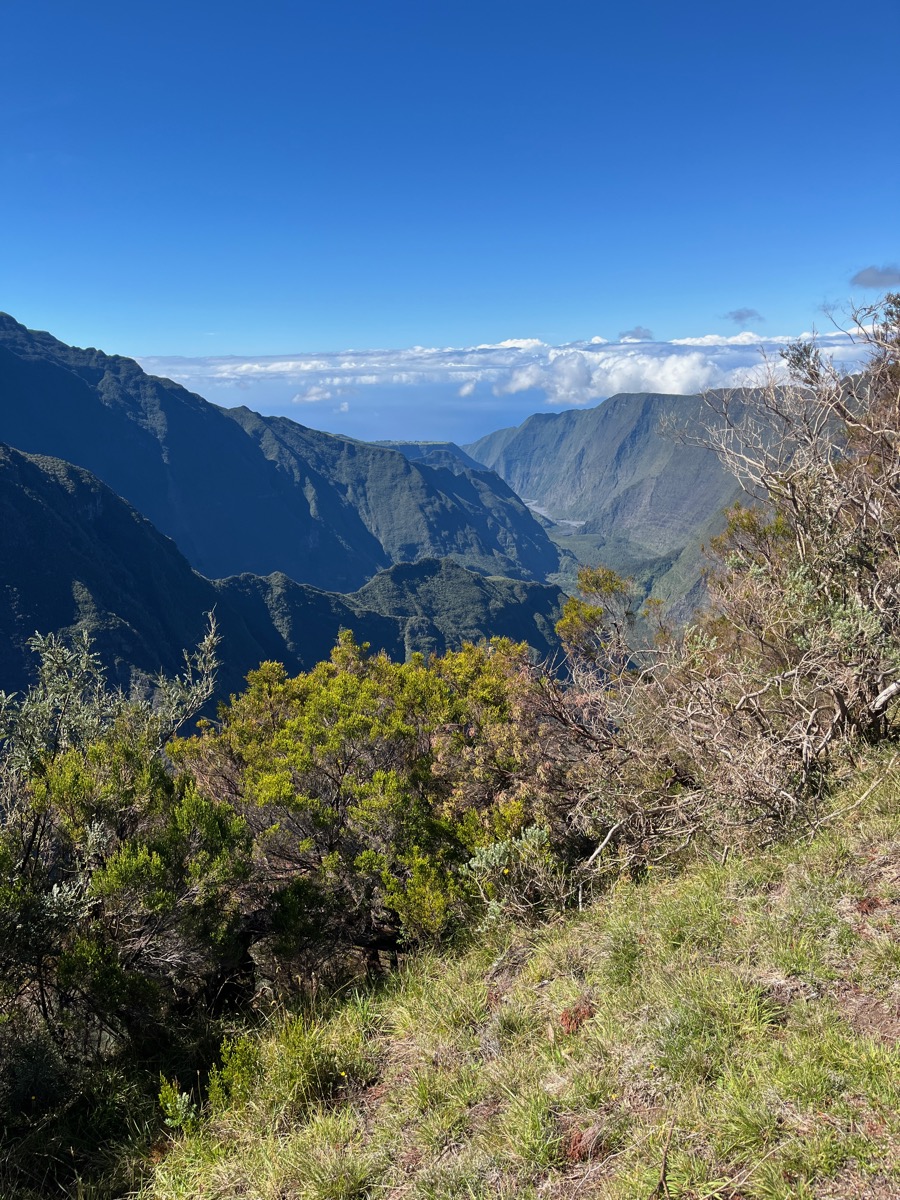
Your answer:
3,0 -> 898,441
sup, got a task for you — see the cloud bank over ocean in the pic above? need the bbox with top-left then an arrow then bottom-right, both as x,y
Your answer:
140,327 -> 864,443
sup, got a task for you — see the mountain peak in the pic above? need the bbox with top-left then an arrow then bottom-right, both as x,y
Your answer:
0,312 -> 31,335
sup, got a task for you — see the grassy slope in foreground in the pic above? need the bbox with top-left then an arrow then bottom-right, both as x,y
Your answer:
146,757 -> 900,1200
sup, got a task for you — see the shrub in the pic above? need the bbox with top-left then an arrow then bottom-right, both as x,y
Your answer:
0,621 -> 252,1190
176,634 -> 574,983
545,295 -> 900,869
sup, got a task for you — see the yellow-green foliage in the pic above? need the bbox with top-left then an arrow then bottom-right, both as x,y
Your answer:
176,633 -> 566,960
144,754 -> 900,1200
556,564 -> 638,657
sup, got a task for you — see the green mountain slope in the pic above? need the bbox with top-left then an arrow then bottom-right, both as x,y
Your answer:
0,444 -> 564,698
465,394 -> 743,607
0,314 -> 559,589
372,440 -> 484,470
353,558 -> 564,661
225,408 -> 559,582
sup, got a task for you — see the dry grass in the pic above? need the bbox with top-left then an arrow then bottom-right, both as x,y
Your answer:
141,754 -> 900,1200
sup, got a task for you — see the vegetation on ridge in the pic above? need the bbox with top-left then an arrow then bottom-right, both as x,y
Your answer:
1,297 -> 900,1196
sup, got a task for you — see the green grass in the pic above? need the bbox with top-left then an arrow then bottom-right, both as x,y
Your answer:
140,755 -> 900,1199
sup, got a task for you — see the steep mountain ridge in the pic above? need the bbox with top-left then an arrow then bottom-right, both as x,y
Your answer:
224,408 -> 558,580
465,392 -> 742,605
0,444 -> 565,698
372,440 -> 483,470
465,392 -> 736,534
0,314 -> 559,589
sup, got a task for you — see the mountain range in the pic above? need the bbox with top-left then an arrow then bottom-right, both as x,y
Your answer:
464,392 -> 742,608
0,442 -> 565,698
0,312 -> 748,696
0,314 -> 559,591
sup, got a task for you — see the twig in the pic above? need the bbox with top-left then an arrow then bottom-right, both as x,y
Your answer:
585,821 -> 624,867
571,1160 -> 603,1198
649,1116 -> 675,1198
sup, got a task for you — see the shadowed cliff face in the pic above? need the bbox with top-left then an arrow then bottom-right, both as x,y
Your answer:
465,392 -> 738,546
0,314 -> 560,590
0,444 -> 565,699
465,392 -> 743,611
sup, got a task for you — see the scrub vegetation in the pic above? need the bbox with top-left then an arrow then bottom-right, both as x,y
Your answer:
2,297 -> 900,1197
144,758 -> 900,1200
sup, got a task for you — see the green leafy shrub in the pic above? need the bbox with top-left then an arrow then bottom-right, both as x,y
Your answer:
176,633 -> 573,983
464,825 -> 574,924
0,621 -> 253,1192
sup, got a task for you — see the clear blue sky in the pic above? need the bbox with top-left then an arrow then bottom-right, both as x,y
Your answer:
3,0 -> 898,438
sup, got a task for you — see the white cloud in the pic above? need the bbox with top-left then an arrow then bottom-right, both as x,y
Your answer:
226,358 -> 332,377
476,337 -> 546,351
672,332 -> 765,347
139,325 -> 865,416
497,346 -> 726,404
292,384 -> 335,403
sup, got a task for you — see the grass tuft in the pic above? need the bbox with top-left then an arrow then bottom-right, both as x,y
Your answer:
140,754 -> 900,1199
